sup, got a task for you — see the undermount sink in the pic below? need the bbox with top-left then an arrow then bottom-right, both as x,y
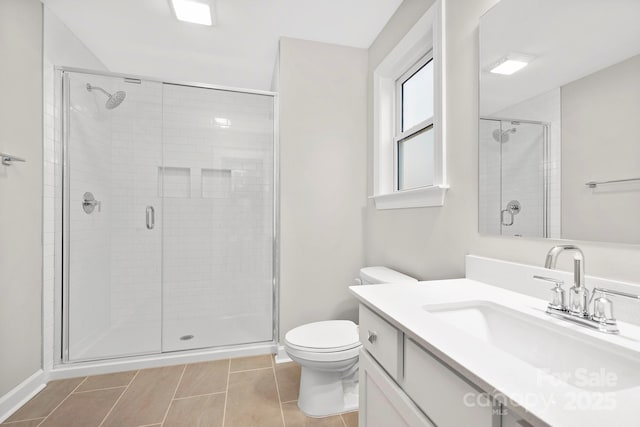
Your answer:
423,301 -> 640,391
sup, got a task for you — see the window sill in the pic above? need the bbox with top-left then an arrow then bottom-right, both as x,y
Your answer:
369,185 -> 448,210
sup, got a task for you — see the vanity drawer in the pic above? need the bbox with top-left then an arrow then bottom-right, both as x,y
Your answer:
403,337 -> 499,427
359,304 -> 403,380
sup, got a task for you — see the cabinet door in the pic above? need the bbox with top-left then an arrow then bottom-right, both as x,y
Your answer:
359,349 -> 434,427
403,338 -> 500,427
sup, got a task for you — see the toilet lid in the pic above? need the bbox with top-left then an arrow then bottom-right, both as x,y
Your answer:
285,320 -> 360,352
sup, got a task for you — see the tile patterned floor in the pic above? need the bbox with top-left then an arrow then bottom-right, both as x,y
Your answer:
2,355 -> 358,427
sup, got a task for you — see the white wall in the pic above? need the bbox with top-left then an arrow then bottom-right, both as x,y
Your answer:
0,0 -> 43,397
561,54 -> 640,244
278,37 -> 367,339
365,0 -> 640,284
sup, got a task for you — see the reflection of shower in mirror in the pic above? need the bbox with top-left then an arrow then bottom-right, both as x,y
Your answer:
492,126 -> 517,143
86,83 -> 126,110
478,118 -> 551,239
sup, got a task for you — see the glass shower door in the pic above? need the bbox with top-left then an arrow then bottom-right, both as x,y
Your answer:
64,71 -> 163,361
161,84 -> 275,351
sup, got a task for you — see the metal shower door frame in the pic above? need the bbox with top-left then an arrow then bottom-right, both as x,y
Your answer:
57,66 -> 280,364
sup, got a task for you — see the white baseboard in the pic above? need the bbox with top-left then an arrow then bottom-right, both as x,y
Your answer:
274,345 -> 292,364
49,342 -> 277,380
0,370 -> 46,423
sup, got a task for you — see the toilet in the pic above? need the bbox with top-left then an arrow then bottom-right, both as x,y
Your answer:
284,267 -> 417,417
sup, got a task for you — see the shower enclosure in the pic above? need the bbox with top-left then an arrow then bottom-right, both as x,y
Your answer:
479,118 -> 550,238
60,69 -> 276,362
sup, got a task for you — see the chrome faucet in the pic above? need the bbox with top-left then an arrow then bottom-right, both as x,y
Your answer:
543,245 -> 588,316
534,245 -> 640,334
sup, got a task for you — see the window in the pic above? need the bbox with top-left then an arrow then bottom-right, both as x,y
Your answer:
370,0 -> 447,209
395,54 -> 434,191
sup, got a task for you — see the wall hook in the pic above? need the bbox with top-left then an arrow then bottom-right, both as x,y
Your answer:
1,152 -> 27,166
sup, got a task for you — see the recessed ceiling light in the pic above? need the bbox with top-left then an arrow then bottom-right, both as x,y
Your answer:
170,0 -> 214,26
489,54 -> 534,75
214,117 -> 231,128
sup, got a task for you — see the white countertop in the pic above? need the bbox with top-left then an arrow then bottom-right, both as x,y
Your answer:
350,279 -> 640,427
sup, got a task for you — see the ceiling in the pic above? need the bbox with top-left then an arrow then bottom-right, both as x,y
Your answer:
42,0 -> 402,90
480,0 -> 640,115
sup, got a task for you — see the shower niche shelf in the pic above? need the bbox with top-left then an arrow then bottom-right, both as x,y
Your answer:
158,166 -> 191,198
201,168 -> 232,198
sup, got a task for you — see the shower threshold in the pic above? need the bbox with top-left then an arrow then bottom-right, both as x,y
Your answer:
49,342 -> 277,381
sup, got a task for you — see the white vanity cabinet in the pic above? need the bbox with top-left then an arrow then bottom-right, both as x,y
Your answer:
359,304 -> 503,427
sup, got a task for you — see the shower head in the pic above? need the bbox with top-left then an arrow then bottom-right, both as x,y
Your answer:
105,91 -> 126,109
86,83 -> 126,110
492,127 -> 517,143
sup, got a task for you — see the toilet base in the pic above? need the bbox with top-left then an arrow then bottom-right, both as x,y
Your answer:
297,364 -> 359,417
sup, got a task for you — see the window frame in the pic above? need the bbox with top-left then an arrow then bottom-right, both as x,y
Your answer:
370,0 -> 447,210
394,52 -> 434,191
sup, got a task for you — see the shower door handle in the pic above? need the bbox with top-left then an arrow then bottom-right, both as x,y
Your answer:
500,200 -> 521,226
501,209 -> 514,226
146,206 -> 155,230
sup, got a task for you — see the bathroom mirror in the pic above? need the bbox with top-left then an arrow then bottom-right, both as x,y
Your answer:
478,0 -> 640,244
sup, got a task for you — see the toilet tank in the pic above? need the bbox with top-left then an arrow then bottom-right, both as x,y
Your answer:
358,266 -> 417,285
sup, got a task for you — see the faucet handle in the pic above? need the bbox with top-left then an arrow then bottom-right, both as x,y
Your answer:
533,275 -> 565,310
590,288 -> 640,323
591,291 -> 615,323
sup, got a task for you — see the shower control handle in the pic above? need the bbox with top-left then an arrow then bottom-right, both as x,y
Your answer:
146,206 -> 155,230
82,192 -> 101,214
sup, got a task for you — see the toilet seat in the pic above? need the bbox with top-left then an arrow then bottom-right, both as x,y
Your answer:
284,320 -> 361,362
284,320 -> 360,353
285,343 -> 361,363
